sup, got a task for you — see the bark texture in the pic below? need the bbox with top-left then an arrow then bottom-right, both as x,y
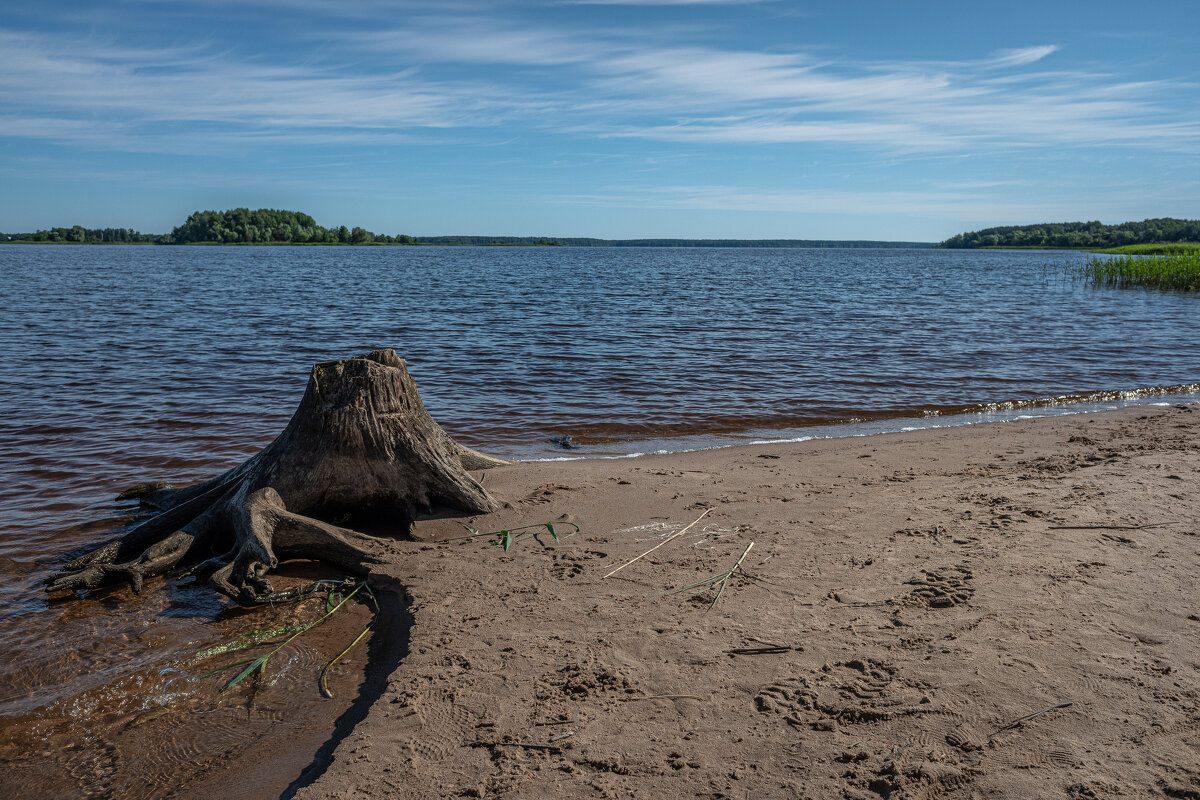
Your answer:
48,349 -> 506,603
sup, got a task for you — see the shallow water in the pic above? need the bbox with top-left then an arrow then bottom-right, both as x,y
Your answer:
0,243 -> 1197,796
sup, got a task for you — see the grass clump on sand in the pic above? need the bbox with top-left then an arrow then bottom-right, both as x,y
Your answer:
442,521 -> 580,551
1077,250 -> 1200,291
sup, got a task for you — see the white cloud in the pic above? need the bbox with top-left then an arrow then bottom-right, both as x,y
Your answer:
986,45 -> 1059,67
0,17 -> 1196,158
551,183 -> 1196,227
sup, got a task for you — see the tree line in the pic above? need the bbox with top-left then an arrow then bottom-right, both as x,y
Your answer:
4,207 -> 939,247
2,226 -> 161,244
940,218 -> 1200,249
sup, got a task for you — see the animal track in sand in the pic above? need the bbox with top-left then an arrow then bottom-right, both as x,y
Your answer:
862,756 -> 975,799
518,484 -> 574,505
550,550 -> 607,580
536,661 -> 635,703
904,565 -> 974,608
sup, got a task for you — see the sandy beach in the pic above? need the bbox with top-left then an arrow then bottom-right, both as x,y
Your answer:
270,403 -> 1199,799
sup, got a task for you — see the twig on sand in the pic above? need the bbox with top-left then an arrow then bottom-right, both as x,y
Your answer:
622,694 -> 705,702
1049,523 -> 1170,530
748,636 -> 788,648
603,508 -> 712,578
669,542 -> 755,611
726,646 -> 790,656
470,741 -> 562,753
989,701 -> 1073,738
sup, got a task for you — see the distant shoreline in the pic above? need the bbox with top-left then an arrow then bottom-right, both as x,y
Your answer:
1,238 -> 935,248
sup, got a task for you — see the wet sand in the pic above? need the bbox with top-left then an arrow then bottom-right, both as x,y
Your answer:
281,403 -> 1200,799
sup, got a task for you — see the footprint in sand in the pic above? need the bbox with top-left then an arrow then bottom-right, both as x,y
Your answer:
393,688 -> 476,764
518,484 -> 574,506
550,550 -> 607,580
904,565 -> 974,608
755,658 -> 930,728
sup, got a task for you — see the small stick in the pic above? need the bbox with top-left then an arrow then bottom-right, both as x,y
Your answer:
603,508 -> 712,578
726,646 -> 789,656
709,542 -> 754,609
747,637 -> 787,649
621,694 -> 704,702
1049,523 -> 1168,530
547,731 -> 575,743
989,701 -> 1073,738
470,741 -> 562,752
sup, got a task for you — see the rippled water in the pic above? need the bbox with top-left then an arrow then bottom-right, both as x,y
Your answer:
0,243 -> 1197,795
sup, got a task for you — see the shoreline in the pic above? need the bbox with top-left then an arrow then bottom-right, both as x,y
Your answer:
276,403 -> 1199,799
502,384 -> 1200,462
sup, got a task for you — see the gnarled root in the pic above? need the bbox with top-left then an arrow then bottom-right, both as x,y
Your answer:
50,484 -> 389,604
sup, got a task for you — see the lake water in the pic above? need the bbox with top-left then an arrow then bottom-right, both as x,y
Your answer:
0,243 -> 1197,796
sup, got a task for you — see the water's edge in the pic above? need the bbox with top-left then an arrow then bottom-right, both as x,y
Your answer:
520,386 -> 1200,462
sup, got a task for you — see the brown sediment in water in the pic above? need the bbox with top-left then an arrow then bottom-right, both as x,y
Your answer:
288,403 -> 1200,800
0,562 -> 391,800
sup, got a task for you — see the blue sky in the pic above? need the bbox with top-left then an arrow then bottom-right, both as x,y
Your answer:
2,0 -> 1198,240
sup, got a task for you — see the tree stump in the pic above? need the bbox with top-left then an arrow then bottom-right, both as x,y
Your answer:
47,349 -> 508,604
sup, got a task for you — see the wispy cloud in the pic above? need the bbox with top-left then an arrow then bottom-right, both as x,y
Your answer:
0,28 -> 539,150
986,45 -> 1059,67
552,183 -> 1195,227
1,13 -> 1196,158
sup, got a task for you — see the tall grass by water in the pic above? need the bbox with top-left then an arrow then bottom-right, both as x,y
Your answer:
1078,250 -> 1200,292
1092,243 -> 1200,256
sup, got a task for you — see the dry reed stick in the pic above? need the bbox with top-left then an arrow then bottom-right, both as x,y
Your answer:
989,701 -> 1073,738
603,508 -> 712,579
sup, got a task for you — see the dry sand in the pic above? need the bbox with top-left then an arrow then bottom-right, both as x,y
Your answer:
291,404 -> 1200,800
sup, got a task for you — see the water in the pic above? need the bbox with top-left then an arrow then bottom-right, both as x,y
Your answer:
0,243 -> 1197,796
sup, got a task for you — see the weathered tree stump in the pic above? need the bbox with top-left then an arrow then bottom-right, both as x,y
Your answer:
48,349 -> 507,604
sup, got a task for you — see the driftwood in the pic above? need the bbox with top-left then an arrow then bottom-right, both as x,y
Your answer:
48,349 -> 507,604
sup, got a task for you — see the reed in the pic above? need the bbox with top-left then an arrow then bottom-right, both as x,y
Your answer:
1076,251 -> 1200,292
194,578 -> 373,695
1091,243 -> 1200,256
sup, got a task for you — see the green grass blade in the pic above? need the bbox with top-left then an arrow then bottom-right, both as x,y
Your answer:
193,624 -> 309,660
196,657 -> 258,680
708,576 -> 732,610
215,580 -> 368,695
546,523 -> 558,541
319,622 -> 373,699
223,654 -> 270,691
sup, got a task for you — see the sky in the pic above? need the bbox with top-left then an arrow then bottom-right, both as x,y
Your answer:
1,0 -> 1199,241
